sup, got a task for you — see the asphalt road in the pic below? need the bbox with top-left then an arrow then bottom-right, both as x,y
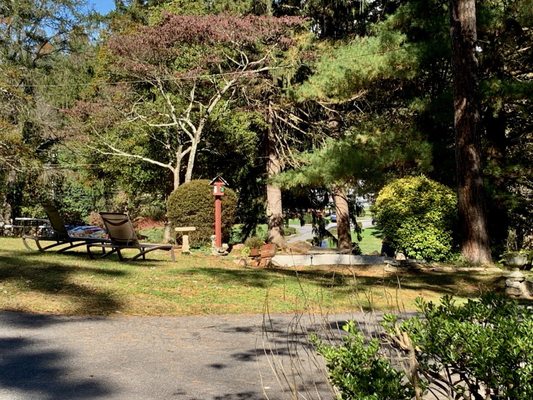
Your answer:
0,311 -> 380,400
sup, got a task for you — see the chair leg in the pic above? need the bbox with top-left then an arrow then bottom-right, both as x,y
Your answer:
88,244 -> 111,259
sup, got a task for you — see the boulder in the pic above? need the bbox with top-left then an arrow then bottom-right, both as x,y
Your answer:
285,241 -> 312,254
230,243 -> 246,255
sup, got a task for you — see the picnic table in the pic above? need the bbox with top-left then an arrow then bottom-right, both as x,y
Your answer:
12,217 -> 50,236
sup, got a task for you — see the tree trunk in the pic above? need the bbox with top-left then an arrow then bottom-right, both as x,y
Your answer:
184,138 -> 199,184
450,0 -> 492,264
172,145 -> 183,190
332,186 -> 352,252
266,102 -> 286,247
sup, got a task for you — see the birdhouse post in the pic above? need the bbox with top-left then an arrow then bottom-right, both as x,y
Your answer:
210,176 -> 228,248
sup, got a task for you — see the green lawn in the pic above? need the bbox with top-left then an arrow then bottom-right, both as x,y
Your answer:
358,227 -> 382,255
0,237 -> 507,316
326,226 -> 382,254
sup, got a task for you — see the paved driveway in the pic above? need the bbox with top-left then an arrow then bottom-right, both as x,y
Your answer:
0,311 -> 378,400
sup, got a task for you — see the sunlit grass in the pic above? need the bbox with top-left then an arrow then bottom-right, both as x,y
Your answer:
358,227 -> 382,254
0,237 -> 506,316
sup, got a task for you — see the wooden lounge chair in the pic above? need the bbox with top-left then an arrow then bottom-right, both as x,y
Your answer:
88,212 -> 175,261
22,203 -> 109,253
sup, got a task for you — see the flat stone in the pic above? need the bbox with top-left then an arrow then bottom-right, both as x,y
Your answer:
230,243 -> 246,254
174,226 -> 196,232
507,270 -> 525,281
271,254 -> 390,267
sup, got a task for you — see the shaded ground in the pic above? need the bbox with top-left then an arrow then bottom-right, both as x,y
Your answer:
0,311 -> 378,400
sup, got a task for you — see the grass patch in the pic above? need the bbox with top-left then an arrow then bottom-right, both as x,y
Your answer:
358,227 -> 382,255
138,227 -> 165,243
325,226 -> 382,255
0,237 -> 508,316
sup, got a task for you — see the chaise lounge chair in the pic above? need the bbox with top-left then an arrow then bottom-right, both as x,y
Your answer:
87,212 -> 175,261
22,203 -> 109,253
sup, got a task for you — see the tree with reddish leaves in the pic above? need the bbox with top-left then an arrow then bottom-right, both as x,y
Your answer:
78,12 -> 303,191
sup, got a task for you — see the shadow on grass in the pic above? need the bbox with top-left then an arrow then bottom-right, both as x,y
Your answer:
184,265 -> 508,300
0,254 -> 126,317
182,267 -> 274,288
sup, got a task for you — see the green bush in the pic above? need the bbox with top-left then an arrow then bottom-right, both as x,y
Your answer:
385,295 -> 533,400
317,295 -> 533,400
167,180 -> 238,246
244,236 -> 265,249
372,175 -> 457,261
312,321 -> 414,400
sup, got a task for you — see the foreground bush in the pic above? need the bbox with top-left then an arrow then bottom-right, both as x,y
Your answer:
313,321 -> 413,400
316,294 -> 533,400
372,175 -> 457,261
167,180 -> 237,246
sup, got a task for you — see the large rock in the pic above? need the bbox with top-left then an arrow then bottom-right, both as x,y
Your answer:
230,243 -> 246,255
285,241 -> 313,254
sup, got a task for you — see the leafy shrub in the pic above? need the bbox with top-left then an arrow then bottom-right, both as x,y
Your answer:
312,321 -> 414,400
230,224 -> 269,244
138,227 -> 165,244
167,180 -> 238,246
244,236 -> 265,249
317,295 -> 533,400
372,175 -> 457,261
385,295 -> 533,400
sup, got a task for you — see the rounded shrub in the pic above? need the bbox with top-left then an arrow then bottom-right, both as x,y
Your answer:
167,179 -> 238,246
372,176 -> 457,261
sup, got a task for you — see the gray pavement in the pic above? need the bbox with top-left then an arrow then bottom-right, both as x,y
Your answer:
0,311 -> 379,400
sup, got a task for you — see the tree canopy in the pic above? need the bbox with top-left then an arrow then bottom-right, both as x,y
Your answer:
1,0 -> 531,261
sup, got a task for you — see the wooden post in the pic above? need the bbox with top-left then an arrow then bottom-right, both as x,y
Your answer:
210,176 -> 227,250
214,195 -> 222,248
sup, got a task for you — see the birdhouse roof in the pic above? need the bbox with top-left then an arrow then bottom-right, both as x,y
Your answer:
209,175 -> 229,186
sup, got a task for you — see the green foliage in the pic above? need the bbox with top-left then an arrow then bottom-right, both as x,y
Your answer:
167,180 -> 237,246
284,226 -> 297,236
148,0 -> 255,22
385,295 -> 533,400
230,224 -> 268,245
312,320 -> 414,400
322,295 -> 532,400
0,1 -> 99,218
373,175 -> 457,261
276,115 -> 433,195
138,227 -> 165,244
244,236 -> 265,249
298,32 -> 417,102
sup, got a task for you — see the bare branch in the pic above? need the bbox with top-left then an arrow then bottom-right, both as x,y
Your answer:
88,130 -> 175,171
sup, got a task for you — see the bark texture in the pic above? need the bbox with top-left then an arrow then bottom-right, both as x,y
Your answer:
332,187 -> 352,252
266,103 -> 286,247
450,0 -> 492,264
